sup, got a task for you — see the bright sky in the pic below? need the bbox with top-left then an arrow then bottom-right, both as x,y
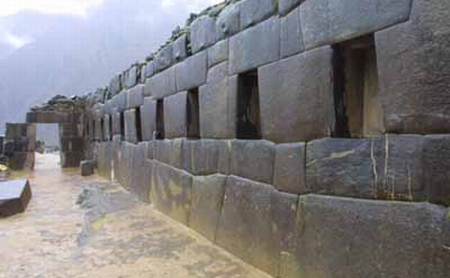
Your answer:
0,0 -> 223,17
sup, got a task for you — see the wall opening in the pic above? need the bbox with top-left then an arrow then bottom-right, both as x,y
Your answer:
100,118 -> 105,141
135,107 -> 143,142
236,69 -> 261,139
91,120 -> 96,141
332,34 -> 384,138
120,112 -> 125,140
156,99 -> 165,140
109,115 -> 113,141
187,88 -> 200,139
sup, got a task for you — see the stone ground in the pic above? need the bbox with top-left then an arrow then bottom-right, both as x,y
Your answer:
0,153 -> 272,278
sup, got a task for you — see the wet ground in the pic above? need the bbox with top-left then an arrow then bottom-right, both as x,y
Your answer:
0,153 -> 271,278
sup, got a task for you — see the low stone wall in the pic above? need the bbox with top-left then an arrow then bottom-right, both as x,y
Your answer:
85,0 -> 450,277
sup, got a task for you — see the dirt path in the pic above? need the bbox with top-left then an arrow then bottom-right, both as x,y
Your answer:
0,153 -> 271,278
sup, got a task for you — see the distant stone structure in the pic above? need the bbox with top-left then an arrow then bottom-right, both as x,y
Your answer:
19,0 -> 450,277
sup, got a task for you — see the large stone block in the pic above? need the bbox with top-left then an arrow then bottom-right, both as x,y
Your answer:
150,161 -> 192,225
143,61 -> 154,79
109,74 -> 122,96
5,123 -> 27,139
9,152 -> 35,170
190,15 -> 216,54
60,138 -> 84,152
60,151 -> 83,168
208,39 -> 228,68
292,195 -> 450,278
207,61 -> 228,83
280,6 -> 304,58
97,142 -> 113,179
216,4 -> 240,40
124,66 -> 138,89
103,115 -> 111,141
140,97 -> 157,141
199,75 -> 238,139
0,180 -> 32,217
124,109 -> 137,143
154,44 -> 173,72
181,139 -> 230,175
274,143 -> 307,194
190,174 -> 227,241
175,51 -> 207,91
259,46 -> 334,143
216,175 -> 276,274
80,160 -> 95,176
112,91 -> 127,112
300,0 -> 413,49
164,91 -> 188,139
130,142 -> 152,203
147,66 -> 176,99
375,0 -> 450,133
279,0 -> 303,16
126,84 -> 144,108
230,140 -> 275,184
229,17 -> 280,74
172,34 -> 187,62
240,0 -> 277,30
153,139 -> 183,168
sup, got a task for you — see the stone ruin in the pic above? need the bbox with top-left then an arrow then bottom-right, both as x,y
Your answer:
4,0 -> 450,277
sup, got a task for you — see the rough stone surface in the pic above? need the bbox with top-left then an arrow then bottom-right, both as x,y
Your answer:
293,195 -> 450,278
230,140 -> 275,185
280,6 -> 304,58
172,35 -> 188,62
181,139 -> 230,175
300,0 -> 413,49
9,152 -> 35,170
208,40 -> 229,68
140,97 -> 157,141
274,143 -> 307,194
164,91 -> 188,139
60,151 -> 84,168
144,61 -> 154,78
279,0 -> 303,15
229,17 -> 280,75
240,0 -> 277,30
130,142 -> 152,203
124,109 -> 137,144
126,85 -> 144,109
190,15 -> 217,54
154,44 -> 173,72
259,46 -> 334,143
148,66 -> 176,99
216,176 -> 276,275
80,160 -> 95,176
150,161 -> 192,225
216,4 -> 241,40
124,66 -> 138,89
190,174 -> 227,241
375,0 -> 450,133
109,74 -> 122,96
0,180 -> 32,217
154,139 -> 183,168
175,51 -> 208,91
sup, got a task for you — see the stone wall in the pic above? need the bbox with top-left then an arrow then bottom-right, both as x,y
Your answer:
1,123 -> 36,170
85,0 -> 450,277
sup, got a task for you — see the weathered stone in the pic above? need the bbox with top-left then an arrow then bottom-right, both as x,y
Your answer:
199,75 -> 238,139
293,195 -> 450,278
274,143 -> 307,194
259,46 -> 334,143
0,180 -> 32,217
190,174 -> 227,241
280,6 -> 304,58
126,85 -> 144,108
216,175 -> 275,274
300,0 -> 413,49
216,4 -> 240,40
164,91 -> 188,139
279,0 -> 303,15
230,140 -> 275,184
208,40 -> 229,68
154,44 -> 173,72
124,66 -> 138,89
207,62 -> 228,83
175,51 -> 207,91
5,123 -> 27,139
181,139 -> 230,175
103,115 -> 111,141
172,34 -> 188,62
229,17 -> 280,75
60,138 -> 84,152
60,151 -> 83,168
129,142 -> 152,203
112,91 -> 127,112
26,112 -> 81,124
146,140 -> 154,160
153,139 -> 183,168
97,142 -> 113,179
144,61 -> 154,78
148,66 -> 176,99
124,109 -> 137,143
240,0 -> 277,30
9,152 -> 35,170
109,74 -> 122,96
80,160 -> 95,176
375,0 -> 450,133
150,161 -> 192,225
140,97 -> 157,141
190,15 -> 216,54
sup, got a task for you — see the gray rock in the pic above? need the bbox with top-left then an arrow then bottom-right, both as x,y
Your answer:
154,44 -> 173,72
375,0 -> 450,133
144,61 -> 154,78
172,34 -> 188,62
181,139 -> 230,175
153,139 -> 183,168
80,160 -> 95,176
300,0 -> 413,49
279,0 -> 303,16
216,4 -> 240,40
190,15 -> 217,54
229,16 -> 280,75
0,180 -> 32,217
280,6 -> 304,58
60,151 -> 84,168
143,77 -> 152,97
208,39 -> 229,68
130,143 -> 153,203
126,85 -> 144,109
124,109 -> 137,144
274,143 -> 307,194
240,0 -> 277,30
140,97 -> 157,141
109,74 -> 122,96
230,140 -> 275,185
175,51 -> 208,91
207,61 -> 228,83
164,91 -> 188,139
148,66 -> 176,99
190,174 -> 227,241
258,46 -> 334,143
124,66 -> 138,89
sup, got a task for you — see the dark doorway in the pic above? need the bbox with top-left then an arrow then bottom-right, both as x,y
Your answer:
135,107 -> 143,142
155,99 -> 165,140
120,112 -> 125,140
187,88 -> 200,139
236,69 -> 261,139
